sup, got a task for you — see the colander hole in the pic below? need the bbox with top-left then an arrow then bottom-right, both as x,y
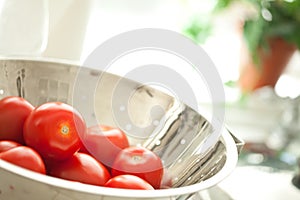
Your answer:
180,139 -> 186,145
153,120 -> 160,126
155,140 -> 161,145
125,124 -> 132,131
119,105 -> 126,111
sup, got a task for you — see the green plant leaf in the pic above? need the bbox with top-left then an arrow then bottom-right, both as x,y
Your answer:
183,16 -> 212,44
213,0 -> 235,12
182,0 -> 300,63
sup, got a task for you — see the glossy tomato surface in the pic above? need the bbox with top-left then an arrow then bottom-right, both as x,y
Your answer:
111,146 -> 164,189
0,146 -> 46,174
0,96 -> 34,144
48,152 -> 111,186
23,102 -> 86,161
80,124 -> 129,168
0,140 -> 21,153
105,174 -> 154,190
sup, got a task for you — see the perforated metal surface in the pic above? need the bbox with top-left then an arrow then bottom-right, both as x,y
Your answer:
0,59 -> 242,200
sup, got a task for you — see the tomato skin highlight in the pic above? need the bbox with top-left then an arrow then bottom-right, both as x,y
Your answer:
105,174 -> 154,190
0,140 -> 21,153
80,124 -> 129,168
0,146 -> 46,174
111,146 -> 164,189
48,152 -> 111,186
23,102 -> 86,161
0,96 -> 34,144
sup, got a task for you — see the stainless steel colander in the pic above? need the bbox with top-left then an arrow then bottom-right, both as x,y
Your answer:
0,58 -> 243,200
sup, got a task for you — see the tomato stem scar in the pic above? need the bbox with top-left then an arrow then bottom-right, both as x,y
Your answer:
61,125 -> 69,135
132,155 -> 142,162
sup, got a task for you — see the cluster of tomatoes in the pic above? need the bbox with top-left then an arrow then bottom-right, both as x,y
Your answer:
0,96 -> 171,190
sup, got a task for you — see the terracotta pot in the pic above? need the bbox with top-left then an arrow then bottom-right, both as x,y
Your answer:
238,37 -> 297,93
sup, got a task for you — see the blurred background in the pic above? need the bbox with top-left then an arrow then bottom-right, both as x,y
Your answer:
1,0 -> 300,199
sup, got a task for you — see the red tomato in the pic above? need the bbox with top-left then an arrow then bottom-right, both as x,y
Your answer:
0,146 -> 46,174
23,102 -> 86,161
0,140 -> 21,153
80,124 -> 129,168
111,146 -> 163,189
48,152 -> 111,186
105,174 -> 154,190
0,96 -> 34,144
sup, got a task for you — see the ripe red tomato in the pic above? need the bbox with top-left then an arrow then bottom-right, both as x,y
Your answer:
111,146 -> 164,189
105,174 -> 154,190
48,152 -> 111,186
0,146 -> 46,174
0,140 -> 21,153
0,96 -> 34,144
80,124 -> 129,168
23,102 -> 86,161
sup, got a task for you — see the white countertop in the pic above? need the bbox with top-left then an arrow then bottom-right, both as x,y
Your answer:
218,166 -> 300,200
